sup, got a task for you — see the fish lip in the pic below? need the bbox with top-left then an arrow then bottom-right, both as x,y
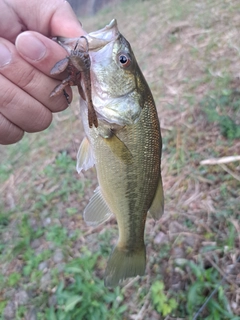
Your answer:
55,19 -> 119,53
55,36 -> 111,53
88,19 -> 119,40
86,19 -> 120,51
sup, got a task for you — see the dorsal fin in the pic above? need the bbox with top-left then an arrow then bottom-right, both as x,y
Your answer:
148,176 -> 164,220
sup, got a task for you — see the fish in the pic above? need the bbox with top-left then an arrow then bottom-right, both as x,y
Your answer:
54,19 -> 164,287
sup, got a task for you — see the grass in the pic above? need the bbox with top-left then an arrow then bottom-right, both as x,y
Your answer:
1,0 -> 240,318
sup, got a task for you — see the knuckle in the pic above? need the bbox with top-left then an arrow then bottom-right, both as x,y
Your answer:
0,82 -> 52,133
9,130 -> 24,144
0,113 -> 24,144
17,66 -> 38,91
0,85 -> 18,109
27,110 -> 52,133
39,112 -> 52,131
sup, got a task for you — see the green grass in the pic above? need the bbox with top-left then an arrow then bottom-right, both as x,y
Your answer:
0,0 -> 240,318
151,281 -> 178,316
201,91 -> 240,139
44,252 -> 127,320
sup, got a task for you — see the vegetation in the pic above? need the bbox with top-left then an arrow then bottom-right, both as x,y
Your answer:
0,0 -> 240,319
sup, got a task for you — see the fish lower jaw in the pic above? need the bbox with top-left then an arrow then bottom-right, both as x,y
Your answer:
95,110 -> 139,126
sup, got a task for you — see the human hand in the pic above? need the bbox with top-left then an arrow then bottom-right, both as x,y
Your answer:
0,0 -> 85,145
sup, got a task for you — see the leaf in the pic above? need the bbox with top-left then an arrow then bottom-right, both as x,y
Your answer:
64,295 -> 82,312
46,306 -> 57,320
65,266 -> 83,274
118,304 -> 128,314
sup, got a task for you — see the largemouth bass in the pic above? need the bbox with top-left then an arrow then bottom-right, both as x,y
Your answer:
54,19 -> 164,287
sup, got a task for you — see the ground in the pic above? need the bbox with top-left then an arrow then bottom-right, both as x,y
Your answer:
0,0 -> 240,319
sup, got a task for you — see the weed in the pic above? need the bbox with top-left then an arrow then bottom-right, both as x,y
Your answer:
66,207 -> 78,216
0,164 -> 12,183
45,252 -> 127,320
12,215 -> 43,255
201,91 -> 240,140
15,306 -> 27,319
151,281 -> 178,316
0,213 -> 9,227
7,272 -> 21,287
46,225 -> 68,246
97,228 -> 116,257
0,302 -> 7,318
185,261 -> 235,319
22,249 -> 51,276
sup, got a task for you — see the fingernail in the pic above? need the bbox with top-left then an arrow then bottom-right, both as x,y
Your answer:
16,33 -> 46,61
0,43 -> 12,67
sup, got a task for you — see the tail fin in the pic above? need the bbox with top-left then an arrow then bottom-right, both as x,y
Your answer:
104,245 -> 146,287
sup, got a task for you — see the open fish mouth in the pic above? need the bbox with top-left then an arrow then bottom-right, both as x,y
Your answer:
87,19 -> 119,45
55,19 -> 119,53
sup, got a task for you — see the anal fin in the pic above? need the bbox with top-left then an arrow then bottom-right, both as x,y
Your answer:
84,187 -> 112,226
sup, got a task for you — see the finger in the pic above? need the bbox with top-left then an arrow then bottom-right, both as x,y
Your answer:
0,113 -> 24,145
0,74 -> 52,133
0,0 -> 84,43
1,37 -> 71,113
16,31 -> 72,80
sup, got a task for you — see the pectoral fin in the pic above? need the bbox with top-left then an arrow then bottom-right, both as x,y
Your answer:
148,175 -> 164,220
76,137 -> 95,173
106,134 -> 133,164
84,187 -> 112,226
98,127 -> 133,164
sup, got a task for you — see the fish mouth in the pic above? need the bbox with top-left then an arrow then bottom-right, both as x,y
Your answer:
55,19 -> 119,53
87,19 -> 119,44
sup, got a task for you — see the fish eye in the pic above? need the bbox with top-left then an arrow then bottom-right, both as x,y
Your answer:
118,53 -> 131,68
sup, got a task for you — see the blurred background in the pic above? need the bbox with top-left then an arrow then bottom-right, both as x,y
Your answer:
68,0 -> 120,16
0,0 -> 240,319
